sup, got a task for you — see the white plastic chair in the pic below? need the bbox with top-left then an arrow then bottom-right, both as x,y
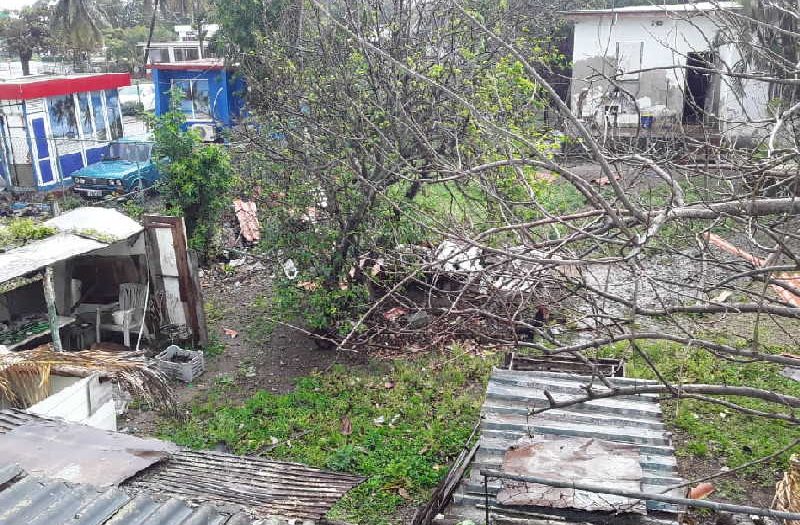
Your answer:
96,283 -> 148,348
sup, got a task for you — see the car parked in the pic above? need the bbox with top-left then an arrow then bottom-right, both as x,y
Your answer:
72,138 -> 159,198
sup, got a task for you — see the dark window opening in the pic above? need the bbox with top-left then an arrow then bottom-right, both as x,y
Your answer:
683,52 -> 713,124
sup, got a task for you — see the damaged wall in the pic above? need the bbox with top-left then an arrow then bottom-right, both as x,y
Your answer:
569,10 -> 728,125
717,40 -> 772,144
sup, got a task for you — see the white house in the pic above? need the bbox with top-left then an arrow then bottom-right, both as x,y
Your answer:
138,24 -> 221,65
565,2 -> 771,143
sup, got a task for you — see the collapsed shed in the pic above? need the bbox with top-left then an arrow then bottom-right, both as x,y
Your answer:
0,207 -> 206,354
438,366 -> 684,525
0,207 -> 206,429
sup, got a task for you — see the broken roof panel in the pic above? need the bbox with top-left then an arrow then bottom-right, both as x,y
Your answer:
45,207 -> 144,241
446,368 -> 684,524
0,207 -> 144,283
0,409 -> 364,522
0,233 -> 106,283
128,448 -> 366,521
0,419 -> 177,487
497,437 -> 646,513
0,462 -> 255,525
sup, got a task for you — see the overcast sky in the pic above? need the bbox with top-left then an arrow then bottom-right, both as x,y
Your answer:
5,0 -> 42,10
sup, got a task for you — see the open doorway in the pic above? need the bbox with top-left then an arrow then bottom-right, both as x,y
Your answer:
683,52 -> 714,124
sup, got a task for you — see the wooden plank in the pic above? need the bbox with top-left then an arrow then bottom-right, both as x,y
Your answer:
43,266 -> 63,352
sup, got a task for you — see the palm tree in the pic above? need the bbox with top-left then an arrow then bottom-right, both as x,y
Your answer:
142,0 -> 209,67
51,0 -> 108,51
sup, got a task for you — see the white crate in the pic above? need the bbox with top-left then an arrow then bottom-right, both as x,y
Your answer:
154,345 -> 205,383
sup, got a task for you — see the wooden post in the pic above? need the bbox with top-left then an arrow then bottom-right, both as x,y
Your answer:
43,266 -> 63,352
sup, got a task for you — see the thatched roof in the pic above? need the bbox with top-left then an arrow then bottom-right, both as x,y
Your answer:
0,345 -> 175,411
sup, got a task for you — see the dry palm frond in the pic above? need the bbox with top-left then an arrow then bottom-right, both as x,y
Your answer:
0,345 -> 175,412
775,454 -> 800,525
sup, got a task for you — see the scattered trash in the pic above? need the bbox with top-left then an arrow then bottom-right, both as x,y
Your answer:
711,290 -> 734,303
373,415 -> 385,425
384,381 -> 395,389
222,328 -> 239,339
383,307 -> 408,321
781,367 -> 800,383
593,175 -> 621,186
705,233 -> 800,307
227,258 -> 247,268
154,345 -> 205,383
434,240 -> 483,273
340,415 -> 352,436
283,259 -> 299,280
297,281 -> 319,291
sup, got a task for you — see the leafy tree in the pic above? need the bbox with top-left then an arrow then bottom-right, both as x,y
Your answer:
151,98 -> 236,257
219,0 -> 565,337
0,3 -> 51,76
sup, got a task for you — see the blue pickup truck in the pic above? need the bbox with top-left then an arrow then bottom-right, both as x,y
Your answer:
72,138 -> 159,198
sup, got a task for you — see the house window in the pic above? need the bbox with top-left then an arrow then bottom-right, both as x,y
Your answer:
616,41 -> 644,81
105,89 -> 123,139
76,92 -> 94,137
91,91 -> 107,141
47,94 -> 78,139
172,79 -> 211,120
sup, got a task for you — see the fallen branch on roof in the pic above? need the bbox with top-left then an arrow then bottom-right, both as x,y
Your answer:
532,381 -> 800,417
480,469 -> 800,522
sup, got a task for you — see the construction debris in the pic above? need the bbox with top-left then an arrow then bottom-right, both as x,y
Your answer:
234,199 -> 261,243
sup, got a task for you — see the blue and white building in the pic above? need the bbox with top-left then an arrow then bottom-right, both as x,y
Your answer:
0,73 -> 132,191
150,59 -> 246,141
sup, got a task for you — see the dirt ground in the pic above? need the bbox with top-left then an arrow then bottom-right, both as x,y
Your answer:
121,259 -> 356,435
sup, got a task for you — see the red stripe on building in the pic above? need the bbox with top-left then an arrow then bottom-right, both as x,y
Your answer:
0,73 -> 132,101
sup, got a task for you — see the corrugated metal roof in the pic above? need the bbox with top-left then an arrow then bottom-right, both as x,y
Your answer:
446,368 -> 684,524
0,207 -> 144,283
0,409 -> 364,522
0,462 -> 255,525
128,449 -> 365,521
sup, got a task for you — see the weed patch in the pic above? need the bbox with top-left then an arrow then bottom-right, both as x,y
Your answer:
161,348 -> 496,524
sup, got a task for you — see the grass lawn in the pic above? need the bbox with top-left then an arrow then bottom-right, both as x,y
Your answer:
594,337 -> 800,496
160,347 -> 497,524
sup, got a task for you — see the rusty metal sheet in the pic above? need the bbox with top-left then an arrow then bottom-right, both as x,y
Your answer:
496,436 -> 646,514
0,419 -> 177,488
126,448 -> 365,521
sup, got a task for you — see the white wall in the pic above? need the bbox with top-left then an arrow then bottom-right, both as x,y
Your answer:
717,41 -> 772,143
571,12 -> 726,118
28,373 -> 117,431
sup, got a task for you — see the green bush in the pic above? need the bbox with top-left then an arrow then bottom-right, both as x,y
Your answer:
151,94 -> 236,258
161,348 -> 496,524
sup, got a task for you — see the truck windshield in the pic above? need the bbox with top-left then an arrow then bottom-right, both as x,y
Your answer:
108,142 -> 153,163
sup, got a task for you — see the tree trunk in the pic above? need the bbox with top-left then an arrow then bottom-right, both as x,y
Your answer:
19,50 -> 32,76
